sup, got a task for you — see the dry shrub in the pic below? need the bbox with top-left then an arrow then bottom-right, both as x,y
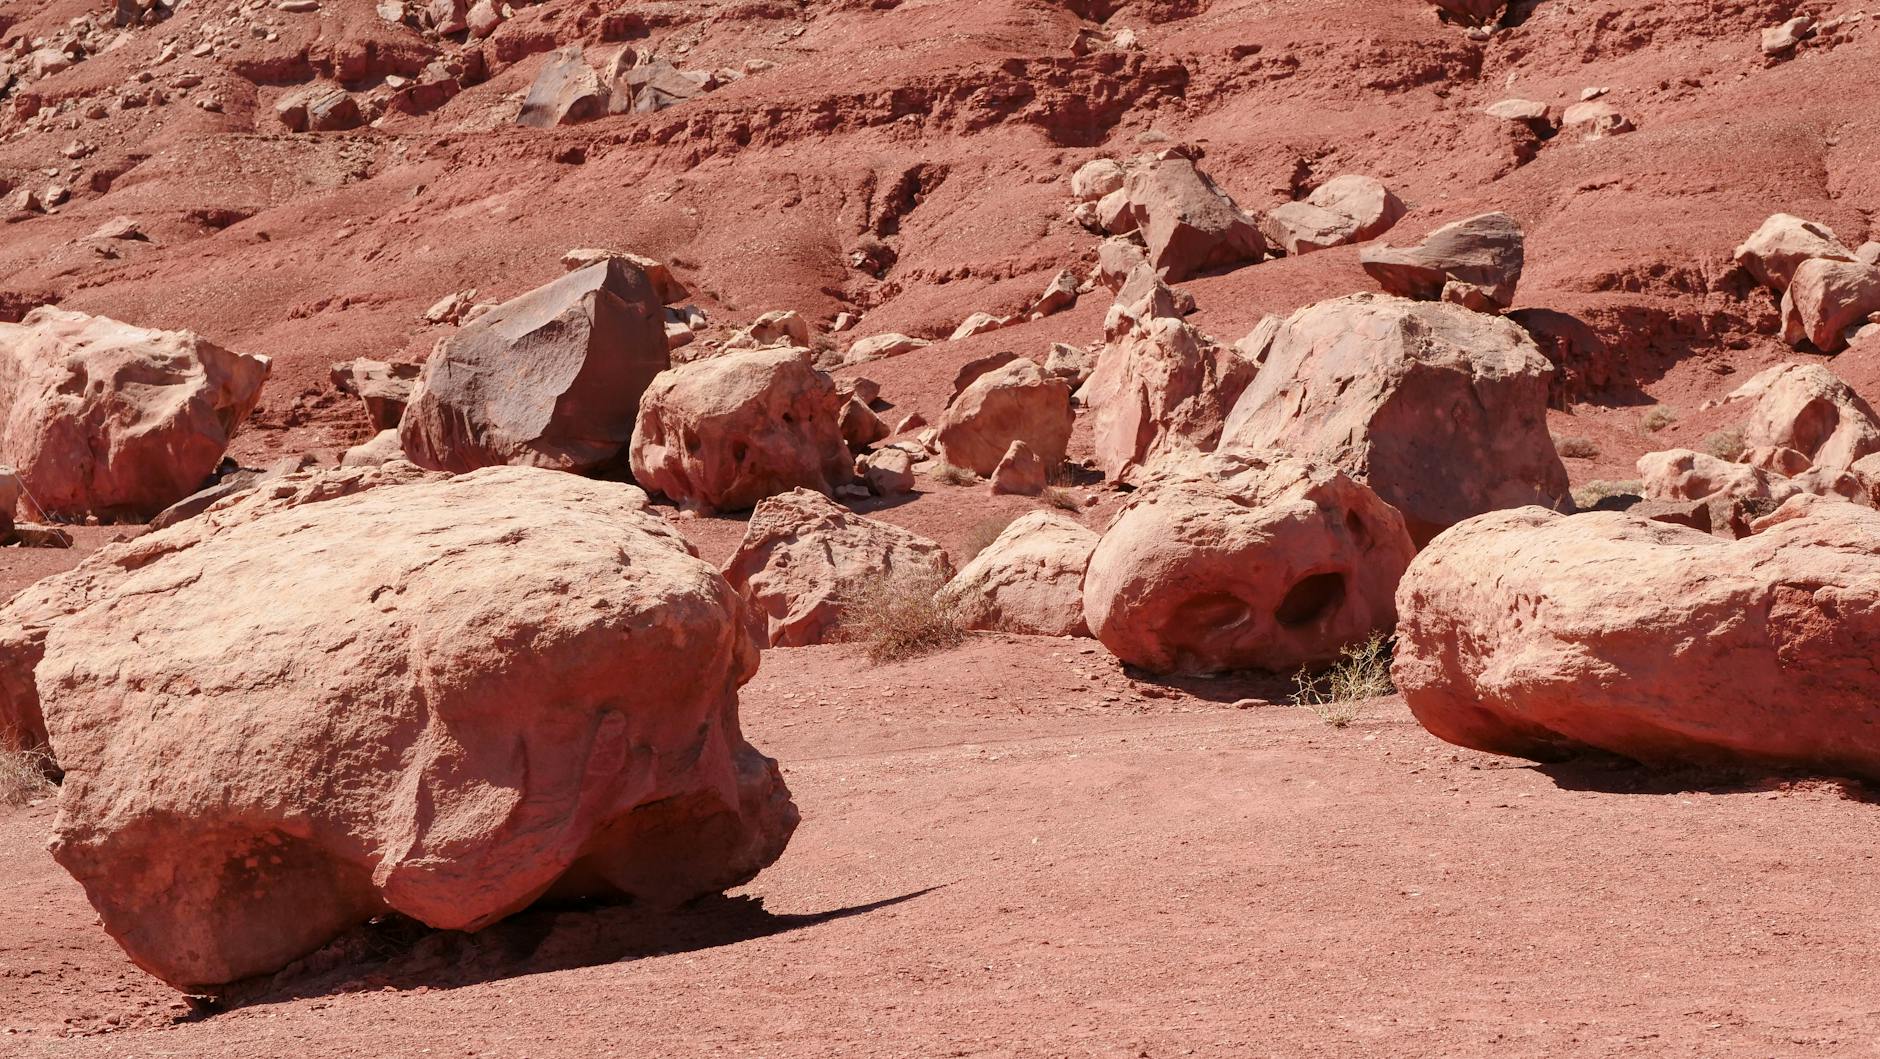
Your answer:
932,463 -> 977,487
1290,633 -> 1395,729
1703,427 -> 1747,461
1555,435 -> 1600,459
846,565 -> 972,664
1571,478 -> 1643,509
1643,406 -> 1676,432
0,745 -> 55,807
1041,486 -> 1081,512
960,511 -> 1022,563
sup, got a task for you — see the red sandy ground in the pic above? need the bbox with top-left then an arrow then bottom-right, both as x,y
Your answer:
6,633 -> 1880,1058
4,0 -> 1880,1053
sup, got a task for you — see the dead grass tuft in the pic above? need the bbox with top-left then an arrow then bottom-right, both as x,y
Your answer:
1041,486 -> 1081,512
932,463 -> 978,487
846,566 -> 972,664
1643,406 -> 1676,432
0,745 -> 56,808
960,512 -> 1023,563
1555,435 -> 1600,459
1290,634 -> 1395,729
1703,427 -> 1747,462
1571,478 -> 1644,509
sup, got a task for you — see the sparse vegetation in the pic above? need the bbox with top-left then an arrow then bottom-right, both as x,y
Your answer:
0,745 -> 55,807
1041,485 -> 1081,512
1571,478 -> 1644,509
1643,406 -> 1676,432
1290,634 -> 1396,729
846,566 -> 972,664
1555,435 -> 1600,459
1703,427 -> 1747,461
960,511 -> 1023,562
932,463 -> 977,487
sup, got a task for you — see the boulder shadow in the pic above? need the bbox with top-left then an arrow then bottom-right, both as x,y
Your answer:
1532,751 -> 1880,803
199,887 -> 941,1013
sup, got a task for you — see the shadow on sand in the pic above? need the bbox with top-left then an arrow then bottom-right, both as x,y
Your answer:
197,887 -> 942,1014
1532,750 -> 1880,803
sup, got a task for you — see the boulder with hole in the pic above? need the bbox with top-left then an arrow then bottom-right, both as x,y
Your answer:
1083,451 -> 1416,675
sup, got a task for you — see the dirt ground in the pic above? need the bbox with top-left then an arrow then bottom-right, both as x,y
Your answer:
5,631 -> 1878,1059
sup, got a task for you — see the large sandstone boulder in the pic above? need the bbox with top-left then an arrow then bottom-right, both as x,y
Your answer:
1733,213 -> 1856,291
0,307 -> 270,521
945,511 -> 1096,638
630,347 -> 852,513
400,259 -> 670,474
1,463 -> 445,756
1782,258 -> 1880,353
1721,362 -> 1880,477
1393,497 -> 1880,777
936,359 -> 1073,477
1081,267 -> 1232,482
1084,452 -> 1415,675
1123,151 -> 1267,282
1221,293 -> 1569,545
38,466 -> 795,991
515,46 -> 607,128
1359,212 -> 1525,311
1259,175 -> 1405,256
723,488 -> 950,647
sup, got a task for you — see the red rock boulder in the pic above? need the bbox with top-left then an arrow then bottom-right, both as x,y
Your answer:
1083,452 -> 1416,675
936,359 -> 1073,477
630,347 -> 852,513
1393,497 -> 1880,777
39,467 -> 795,991
0,307 -> 270,521
1122,150 -> 1267,282
400,259 -> 670,475
1221,293 -> 1568,545
723,488 -> 951,647
1359,212 -> 1525,311
946,511 -> 1097,638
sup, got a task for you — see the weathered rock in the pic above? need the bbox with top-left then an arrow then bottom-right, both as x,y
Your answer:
1484,98 -> 1552,124
1027,269 -> 1080,319
1427,0 -> 1504,26
630,347 -> 852,512
619,59 -> 713,114
0,462 -> 438,755
38,466 -> 795,990
1084,452 -> 1416,676
1393,497 -> 1880,777
950,352 -> 1022,403
1859,242 -> 1880,267
1560,100 -> 1634,139
989,440 -> 1047,496
845,332 -> 928,364
1718,363 -> 1880,476
276,86 -> 361,132
516,46 -> 606,128
1637,448 -> 1799,505
1762,16 -> 1816,56
147,454 -> 317,531
858,447 -> 915,496
1733,214 -> 1855,291
937,359 -> 1073,478
950,312 -> 1009,341
1782,258 -> 1880,352
560,249 -> 689,305
1043,342 -> 1096,390
0,308 -> 269,521
839,396 -> 890,451
1263,175 -> 1405,255
1359,212 -> 1525,311
1071,158 -> 1126,202
0,466 -> 17,539
1221,293 -> 1568,545
1123,152 -> 1267,282
723,488 -> 949,647
341,428 -> 405,467
331,357 -> 420,431
945,511 -> 1096,638
400,259 -> 669,474
1082,290 -> 1228,483
726,310 -> 810,351
1095,236 -> 1151,291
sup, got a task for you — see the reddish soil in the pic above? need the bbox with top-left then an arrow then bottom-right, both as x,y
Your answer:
7,638 -> 1880,1057
4,0 -> 1880,1052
